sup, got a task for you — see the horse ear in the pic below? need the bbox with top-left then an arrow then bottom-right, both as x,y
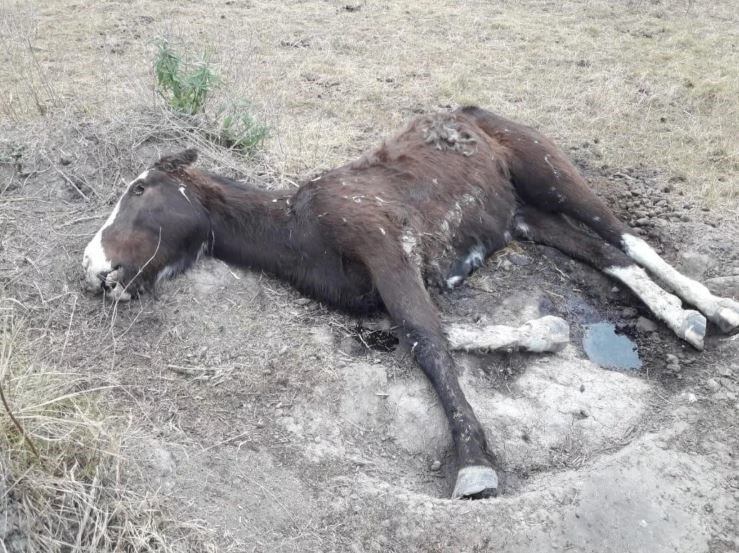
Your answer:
155,149 -> 199,172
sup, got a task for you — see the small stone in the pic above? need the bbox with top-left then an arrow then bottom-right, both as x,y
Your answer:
677,251 -> 715,279
717,366 -> 733,378
430,460 -> 442,471
635,217 -> 650,226
679,214 -> 690,222
636,316 -> 658,332
686,392 -> 697,403
704,276 -> 739,298
295,297 -> 312,306
501,259 -> 513,271
59,155 -> 72,166
580,383 -> 585,393
621,307 -> 638,318
706,378 -> 721,393
666,353 -> 682,373
509,253 -> 531,266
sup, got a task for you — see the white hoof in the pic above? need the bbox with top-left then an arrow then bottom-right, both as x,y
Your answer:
518,316 -> 570,353
713,299 -> 739,334
451,465 -> 498,499
679,310 -> 706,350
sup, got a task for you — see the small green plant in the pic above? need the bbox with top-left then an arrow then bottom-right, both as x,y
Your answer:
154,39 -> 217,115
153,39 -> 269,155
217,102 -> 269,154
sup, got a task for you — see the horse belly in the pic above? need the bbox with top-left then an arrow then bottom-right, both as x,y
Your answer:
422,189 -> 516,289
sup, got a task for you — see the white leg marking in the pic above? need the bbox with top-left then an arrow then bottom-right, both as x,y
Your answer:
82,171 -> 149,292
515,221 -> 531,238
466,245 -> 485,268
178,185 -> 192,203
622,234 -> 739,333
445,245 -> 486,289
606,264 -> 706,349
446,316 -> 570,353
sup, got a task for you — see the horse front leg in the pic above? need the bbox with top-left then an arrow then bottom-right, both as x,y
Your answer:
445,316 -> 570,353
366,257 -> 498,499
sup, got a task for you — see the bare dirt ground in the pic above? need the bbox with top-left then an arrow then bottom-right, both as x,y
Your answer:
1,1 -> 738,552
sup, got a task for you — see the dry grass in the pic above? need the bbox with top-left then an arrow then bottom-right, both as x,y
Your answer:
0,313 -> 214,552
2,0 -> 735,203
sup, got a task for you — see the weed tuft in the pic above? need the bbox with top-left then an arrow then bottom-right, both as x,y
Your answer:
153,39 -> 268,155
154,39 -> 218,116
216,101 -> 270,153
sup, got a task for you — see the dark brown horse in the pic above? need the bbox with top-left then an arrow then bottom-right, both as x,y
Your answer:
82,106 -> 738,499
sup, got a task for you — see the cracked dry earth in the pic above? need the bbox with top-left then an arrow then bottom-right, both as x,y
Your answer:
1,135 -> 738,552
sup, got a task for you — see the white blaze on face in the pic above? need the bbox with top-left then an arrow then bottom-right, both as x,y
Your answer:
81,171 -> 148,293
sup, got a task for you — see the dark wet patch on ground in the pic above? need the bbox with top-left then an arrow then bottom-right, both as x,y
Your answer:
583,322 -> 642,370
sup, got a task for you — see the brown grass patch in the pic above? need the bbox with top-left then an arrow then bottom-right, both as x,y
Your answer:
2,0 -> 735,204
0,313 -> 216,552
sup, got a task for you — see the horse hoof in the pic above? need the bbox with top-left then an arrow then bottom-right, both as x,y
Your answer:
714,299 -> 739,334
680,310 -> 706,350
451,465 -> 498,500
520,316 -> 570,353
109,282 -> 131,302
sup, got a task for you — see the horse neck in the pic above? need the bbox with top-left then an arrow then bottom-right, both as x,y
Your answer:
193,174 -> 301,275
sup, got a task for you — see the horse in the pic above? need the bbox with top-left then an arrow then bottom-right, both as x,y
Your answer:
82,106 -> 739,499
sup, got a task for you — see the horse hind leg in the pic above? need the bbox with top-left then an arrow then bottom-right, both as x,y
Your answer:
617,233 -> 739,334
552,193 -> 738,335
527,177 -> 739,335
470,106 -> 739,336
514,206 -> 707,349
445,243 -> 486,289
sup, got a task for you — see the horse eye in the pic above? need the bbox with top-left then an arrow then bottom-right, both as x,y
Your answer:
133,184 -> 145,196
